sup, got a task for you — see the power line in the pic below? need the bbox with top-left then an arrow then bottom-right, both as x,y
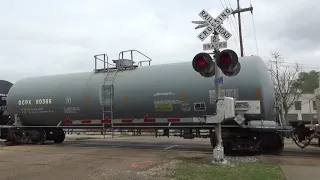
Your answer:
219,0 -> 240,52
278,62 -> 320,67
230,0 -> 253,57
267,59 -> 320,67
250,1 -> 259,55
268,61 -> 320,71
225,0 -> 240,38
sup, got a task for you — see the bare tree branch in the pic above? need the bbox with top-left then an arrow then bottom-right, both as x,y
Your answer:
268,52 -> 303,117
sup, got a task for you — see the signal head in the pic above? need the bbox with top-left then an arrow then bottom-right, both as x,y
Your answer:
192,52 -> 215,78
217,49 -> 241,76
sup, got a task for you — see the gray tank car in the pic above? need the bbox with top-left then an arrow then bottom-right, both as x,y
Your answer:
0,80 -> 13,140
1,52 -> 283,154
6,55 -> 274,125
0,80 -> 13,107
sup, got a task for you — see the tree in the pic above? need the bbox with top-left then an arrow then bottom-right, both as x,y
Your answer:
267,52 -> 302,122
292,70 -> 319,93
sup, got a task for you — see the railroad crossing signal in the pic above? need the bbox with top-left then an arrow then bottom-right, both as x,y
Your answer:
192,8 -> 240,77
191,7 -> 243,164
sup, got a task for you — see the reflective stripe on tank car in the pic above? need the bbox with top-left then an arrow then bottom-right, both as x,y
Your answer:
61,117 -> 210,124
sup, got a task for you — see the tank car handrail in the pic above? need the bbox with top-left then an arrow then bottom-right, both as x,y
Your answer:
94,54 -> 110,73
118,50 -> 152,67
138,60 -> 151,67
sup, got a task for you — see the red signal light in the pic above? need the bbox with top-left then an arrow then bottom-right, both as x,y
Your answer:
192,52 -> 215,77
221,55 -> 231,65
217,49 -> 241,76
196,58 -> 208,69
218,54 -> 232,69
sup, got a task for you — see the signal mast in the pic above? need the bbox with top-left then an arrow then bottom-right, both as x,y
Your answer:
192,7 -> 240,163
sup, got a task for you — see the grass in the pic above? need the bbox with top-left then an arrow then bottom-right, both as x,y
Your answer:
173,157 -> 285,180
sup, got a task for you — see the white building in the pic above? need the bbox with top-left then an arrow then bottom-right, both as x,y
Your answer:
285,93 -> 318,123
313,86 -> 320,125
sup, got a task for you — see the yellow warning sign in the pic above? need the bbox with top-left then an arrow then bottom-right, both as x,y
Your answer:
155,104 -> 173,112
181,92 -> 187,104
125,96 -> 129,104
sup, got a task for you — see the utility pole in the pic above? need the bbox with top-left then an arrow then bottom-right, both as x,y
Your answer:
231,0 -> 253,57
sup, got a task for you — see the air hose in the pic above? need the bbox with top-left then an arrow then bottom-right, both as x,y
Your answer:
290,129 -> 314,149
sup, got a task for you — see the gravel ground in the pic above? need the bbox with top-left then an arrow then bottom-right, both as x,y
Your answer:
225,156 -> 259,163
0,138 -> 261,180
1,135 -> 319,180
0,142 -> 180,180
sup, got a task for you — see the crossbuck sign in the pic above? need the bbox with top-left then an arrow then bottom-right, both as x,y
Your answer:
197,8 -> 233,42
193,8 -> 233,51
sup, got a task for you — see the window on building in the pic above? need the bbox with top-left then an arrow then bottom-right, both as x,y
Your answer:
313,101 -> 317,110
295,101 -> 301,110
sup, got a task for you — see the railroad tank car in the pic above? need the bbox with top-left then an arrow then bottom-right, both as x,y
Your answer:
0,80 -> 13,107
6,55 -> 275,126
0,80 -> 13,126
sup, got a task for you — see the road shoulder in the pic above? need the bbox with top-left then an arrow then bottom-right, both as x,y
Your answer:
281,165 -> 320,180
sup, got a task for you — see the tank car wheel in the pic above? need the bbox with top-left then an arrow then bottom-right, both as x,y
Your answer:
53,134 -> 65,143
30,129 -> 46,145
259,133 -> 284,155
5,129 -> 21,146
53,131 -> 65,144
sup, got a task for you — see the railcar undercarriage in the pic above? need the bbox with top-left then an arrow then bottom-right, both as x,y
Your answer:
0,120 -> 318,156
1,127 -> 65,146
0,105 -> 319,155
209,128 -> 284,155
0,113 -> 66,145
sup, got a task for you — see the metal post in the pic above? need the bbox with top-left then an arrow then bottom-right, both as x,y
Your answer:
103,124 -> 106,139
212,30 -> 226,163
103,55 -> 106,73
231,0 -> 253,57
237,0 -> 244,57
94,56 -> 97,72
308,97 -> 317,126
111,87 -> 114,139
309,99 -> 313,125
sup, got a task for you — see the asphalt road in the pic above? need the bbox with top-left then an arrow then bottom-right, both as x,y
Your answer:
63,135 -> 320,158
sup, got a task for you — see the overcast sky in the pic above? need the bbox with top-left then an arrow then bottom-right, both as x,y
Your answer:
0,0 -> 318,83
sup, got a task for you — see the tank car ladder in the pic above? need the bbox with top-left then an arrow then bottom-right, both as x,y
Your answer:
102,68 -> 118,138
96,50 -> 152,138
